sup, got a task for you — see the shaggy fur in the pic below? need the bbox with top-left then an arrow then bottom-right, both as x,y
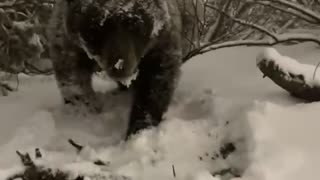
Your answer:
47,0 -> 201,139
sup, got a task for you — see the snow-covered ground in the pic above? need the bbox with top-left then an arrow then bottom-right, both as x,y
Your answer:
0,43 -> 320,180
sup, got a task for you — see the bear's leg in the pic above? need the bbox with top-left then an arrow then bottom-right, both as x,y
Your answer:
126,51 -> 181,139
51,48 -> 102,113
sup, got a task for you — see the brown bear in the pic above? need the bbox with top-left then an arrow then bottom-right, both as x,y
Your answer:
47,0 -> 203,139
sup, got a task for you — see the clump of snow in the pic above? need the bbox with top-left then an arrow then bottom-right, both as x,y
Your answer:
28,33 -> 44,57
61,162 -> 129,180
243,101 -> 311,180
0,76 -> 252,180
119,70 -> 139,88
0,166 -> 25,180
28,33 -> 41,47
94,0 -> 170,38
12,21 -> 33,30
79,36 -> 104,68
114,59 -> 124,70
256,48 -> 280,65
121,1 -> 135,12
148,1 -> 170,38
100,9 -> 110,26
151,20 -> 165,37
188,170 -> 221,180
256,47 -> 320,86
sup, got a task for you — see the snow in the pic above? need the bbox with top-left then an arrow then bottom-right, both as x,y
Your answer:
28,33 -> 44,58
12,21 -> 33,31
79,36 -> 104,68
0,43 -> 320,180
189,170 -> 221,180
118,70 -> 139,87
256,47 -> 320,86
114,59 -> 124,70
137,0 -> 170,38
100,9 -> 110,26
28,33 -> 42,47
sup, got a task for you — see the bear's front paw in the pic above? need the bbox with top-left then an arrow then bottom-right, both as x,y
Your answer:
63,94 -> 104,113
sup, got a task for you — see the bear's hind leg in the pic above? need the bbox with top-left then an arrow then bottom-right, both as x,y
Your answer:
51,48 -> 102,113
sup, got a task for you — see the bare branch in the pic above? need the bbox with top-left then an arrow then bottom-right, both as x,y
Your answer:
183,33 -> 320,62
68,139 -> 84,153
205,0 -> 233,41
16,150 -> 35,167
252,0 -> 319,24
207,4 -> 278,41
260,0 -> 320,22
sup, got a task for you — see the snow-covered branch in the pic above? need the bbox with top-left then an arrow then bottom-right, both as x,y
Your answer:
183,33 -> 320,62
183,0 -> 320,62
257,47 -> 320,101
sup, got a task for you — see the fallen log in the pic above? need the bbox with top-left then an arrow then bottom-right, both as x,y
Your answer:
257,48 -> 320,101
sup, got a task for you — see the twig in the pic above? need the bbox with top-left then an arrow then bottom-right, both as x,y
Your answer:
207,4 -> 278,41
183,34 -> 320,62
15,74 -> 19,91
172,165 -> 176,178
68,139 -> 84,152
313,61 -> 320,80
94,160 -> 109,166
16,150 -> 34,167
0,82 -> 14,91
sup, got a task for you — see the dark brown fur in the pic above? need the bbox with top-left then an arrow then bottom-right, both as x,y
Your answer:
47,0 -> 187,139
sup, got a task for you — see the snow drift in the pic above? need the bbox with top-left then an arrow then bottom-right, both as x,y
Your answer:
1,43 -> 319,180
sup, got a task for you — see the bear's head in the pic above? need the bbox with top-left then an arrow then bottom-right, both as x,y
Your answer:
64,0 -> 158,81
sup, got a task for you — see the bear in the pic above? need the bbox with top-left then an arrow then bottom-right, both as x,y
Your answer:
47,0 -> 203,139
